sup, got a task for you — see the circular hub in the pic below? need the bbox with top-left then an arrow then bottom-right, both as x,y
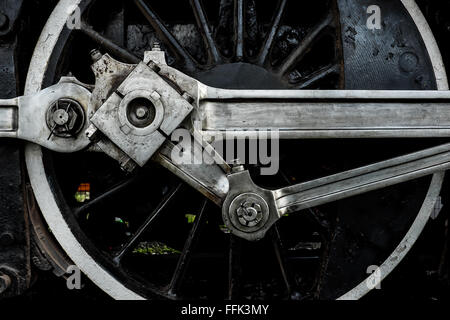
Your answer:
228,193 -> 270,233
46,98 -> 85,138
119,90 -> 164,136
127,97 -> 156,128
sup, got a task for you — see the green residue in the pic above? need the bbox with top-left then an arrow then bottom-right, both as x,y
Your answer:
185,214 -> 197,224
75,192 -> 89,203
114,217 -> 130,228
132,241 -> 181,256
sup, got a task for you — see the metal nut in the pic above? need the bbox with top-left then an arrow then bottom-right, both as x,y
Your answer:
227,193 -> 270,233
236,201 -> 263,227
135,107 -> 149,120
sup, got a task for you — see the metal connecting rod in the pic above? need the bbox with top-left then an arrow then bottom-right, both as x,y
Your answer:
222,143 -> 450,241
199,87 -> 450,139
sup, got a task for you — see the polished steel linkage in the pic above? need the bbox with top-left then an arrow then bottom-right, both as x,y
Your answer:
221,143 -> 450,240
273,143 -> 450,215
199,88 -> 450,139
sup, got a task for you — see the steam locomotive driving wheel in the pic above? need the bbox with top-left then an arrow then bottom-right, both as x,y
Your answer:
19,0 -> 449,300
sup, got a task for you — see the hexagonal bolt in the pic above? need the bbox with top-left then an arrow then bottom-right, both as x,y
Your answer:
236,202 -> 263,227
52,109 -> 70,126
135,107 -> 149,120
0,274 -> 11,294
244,202 -> 262,213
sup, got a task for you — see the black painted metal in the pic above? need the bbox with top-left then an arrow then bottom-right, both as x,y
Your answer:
0,0 -> 30,298
338,0 -> 437,90
316,0 -> 441,299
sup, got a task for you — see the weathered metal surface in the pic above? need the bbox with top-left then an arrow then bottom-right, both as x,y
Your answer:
0,79 -> 92,152
0,142 -> 31,297
91,62 -> 194,166
200,88 -> 450,139
337,0 -> 438,90
0,0 -> 30,298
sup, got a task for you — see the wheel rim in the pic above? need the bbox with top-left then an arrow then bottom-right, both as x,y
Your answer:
25,0 -> 448,300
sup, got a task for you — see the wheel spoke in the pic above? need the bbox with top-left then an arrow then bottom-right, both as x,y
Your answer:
275,12 -> 334,76
293,64 -> 340,89
274,144 -> 450,215
167,199 -> 209,297
271,226 -> 294,296
257,0 -> 288,66
74,175 -> 139,218
134,0 -> 197,71
79,22 -> 140,64
189,0 -> 222,64
227,234 -> 242,299
113,183 -> 182,264
234,0 -> 245,61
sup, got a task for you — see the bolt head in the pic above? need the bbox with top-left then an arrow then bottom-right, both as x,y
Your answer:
236,201 -> 263,227
135,107 -> 149,120
227,193 -> 270,234
52,109 -> 70,126
46,99 -> 85,138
